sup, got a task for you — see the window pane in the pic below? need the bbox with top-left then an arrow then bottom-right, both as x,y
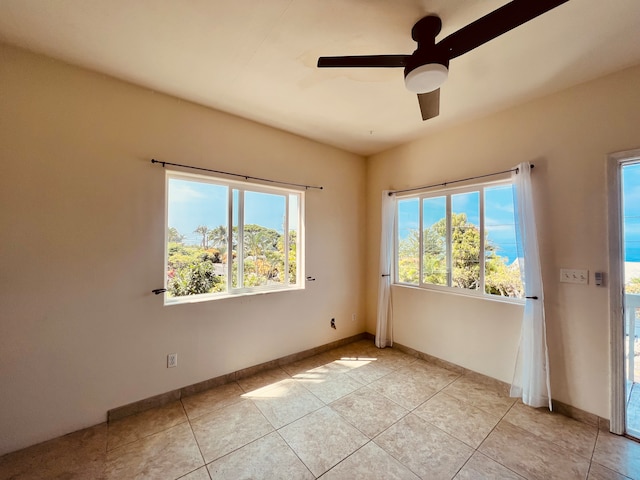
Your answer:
243,191 -> 286,288
422,196 -> 447,285
232,189 -> 240,288
397,198 -> 420,284
484,185 -> 524,297
165,173 -> 304,303
623,162 -> 640,295
166,178 -> 228,297
451,191 -> 480,290
288,194 -> 299,285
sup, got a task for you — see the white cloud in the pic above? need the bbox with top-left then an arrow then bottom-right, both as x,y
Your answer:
169,182 -> 207,203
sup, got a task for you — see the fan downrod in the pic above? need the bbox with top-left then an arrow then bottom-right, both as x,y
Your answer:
411,16 -> 442,46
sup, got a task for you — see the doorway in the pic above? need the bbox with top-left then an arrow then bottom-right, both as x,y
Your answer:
609,149 -> 640,438
622,160 -> 640,438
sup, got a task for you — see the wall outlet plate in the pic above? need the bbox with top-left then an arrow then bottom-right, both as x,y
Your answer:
560,268 -> 588,285
167,353 -> 177,368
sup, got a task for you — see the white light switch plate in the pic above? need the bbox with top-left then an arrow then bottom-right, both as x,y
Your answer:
560,268 -> 588,284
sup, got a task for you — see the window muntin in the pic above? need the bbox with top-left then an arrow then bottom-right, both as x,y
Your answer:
396,181 -> 524,300
165,172 -> 303,303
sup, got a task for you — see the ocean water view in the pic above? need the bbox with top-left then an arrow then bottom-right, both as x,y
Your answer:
628,247 -> 640,263
490,246 -> 640,263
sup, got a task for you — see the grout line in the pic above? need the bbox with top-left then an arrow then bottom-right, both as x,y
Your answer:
317,440 -> 371,478
105,402 -> 191,453
8,338 -> 622,479
273,429 -> 316,478
179,398 -> 208,472
451,453 -> 473,479
463,400 -> 529,480
112,340 -> 583,479
175,465 -> 211,480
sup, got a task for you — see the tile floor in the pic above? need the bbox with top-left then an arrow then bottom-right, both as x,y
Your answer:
1,339 -> 640,479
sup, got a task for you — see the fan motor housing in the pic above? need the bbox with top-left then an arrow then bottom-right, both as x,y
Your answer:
404,50 -> 449,94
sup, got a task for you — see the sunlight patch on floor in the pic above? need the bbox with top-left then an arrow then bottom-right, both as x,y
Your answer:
241,356 -> 377,394
242,380 -> 296,399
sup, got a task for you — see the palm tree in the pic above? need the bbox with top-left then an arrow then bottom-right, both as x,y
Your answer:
208,225 -> 228,251
167,227 -> 185,243
194,225 -> 210,249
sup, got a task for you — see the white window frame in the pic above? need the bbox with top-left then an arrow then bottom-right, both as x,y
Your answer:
394,179 -> 524,304
607,148 -> 640,434
164,170 -> 305,305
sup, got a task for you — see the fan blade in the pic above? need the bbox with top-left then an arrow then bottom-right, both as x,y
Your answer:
317,55 -> 409,68
418,90 -> 440,120
438,0 -> 569,60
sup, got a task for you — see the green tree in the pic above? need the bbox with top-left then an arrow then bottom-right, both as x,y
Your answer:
397,213 -> 523,297
485,254 -> 524,297
166,239 -> 225,297
417,213 -> 482,289
194,225 -> 210,249
243,225 -> 280,252
276,230 -> 298,284
398,229 -> 420,284
168,261 -> 221,296
242,225 -> 282,286
208,225 -> 228,252
167,227 -> 185,243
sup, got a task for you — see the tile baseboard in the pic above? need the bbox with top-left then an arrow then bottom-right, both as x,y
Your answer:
108,332 -> 607,431
108,333 -> 370,422
392,341 -> 608,429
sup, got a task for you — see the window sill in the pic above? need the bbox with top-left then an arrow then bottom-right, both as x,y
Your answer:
392,282 -> 525,306
164,285 -> 305,306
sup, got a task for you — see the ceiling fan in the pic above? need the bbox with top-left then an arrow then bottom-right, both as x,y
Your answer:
317,0 -> 569,120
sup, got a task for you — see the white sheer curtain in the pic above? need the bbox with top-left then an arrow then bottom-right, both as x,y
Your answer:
376,191 -> 396,348
510,162 -> 552,409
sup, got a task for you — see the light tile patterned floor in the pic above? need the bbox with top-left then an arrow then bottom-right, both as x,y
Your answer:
1,339 -> 640,479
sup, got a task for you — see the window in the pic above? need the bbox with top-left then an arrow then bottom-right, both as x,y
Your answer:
165,171 -> 303,303
396,181 -> 524,300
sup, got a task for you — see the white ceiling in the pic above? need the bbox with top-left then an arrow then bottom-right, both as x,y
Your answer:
1,0 -> 639,156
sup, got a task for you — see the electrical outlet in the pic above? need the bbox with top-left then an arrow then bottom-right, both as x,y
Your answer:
167,353 -> 178,368
352,313 -> 356,322
330,318 -> 336,329
560,268 -> 588,285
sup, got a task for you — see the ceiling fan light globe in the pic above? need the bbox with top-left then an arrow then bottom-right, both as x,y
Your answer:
404,63 -> 448,93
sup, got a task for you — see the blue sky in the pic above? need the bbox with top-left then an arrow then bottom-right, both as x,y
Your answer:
398,166 -> 640,264
169,167 -> 640,261
398,185 -> 519,264
623,162 -> 640,262
168,178 -> 294,246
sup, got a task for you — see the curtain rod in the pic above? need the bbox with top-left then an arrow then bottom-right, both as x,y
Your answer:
151,159 -> 324,191
389,164 -> 533,196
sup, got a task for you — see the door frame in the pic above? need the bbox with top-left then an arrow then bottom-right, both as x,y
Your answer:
608,148 -> 640,435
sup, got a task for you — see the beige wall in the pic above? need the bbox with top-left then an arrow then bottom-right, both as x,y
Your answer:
366,64 -> 640,418
0,44 -> 366,455
3,38 -> 640,456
